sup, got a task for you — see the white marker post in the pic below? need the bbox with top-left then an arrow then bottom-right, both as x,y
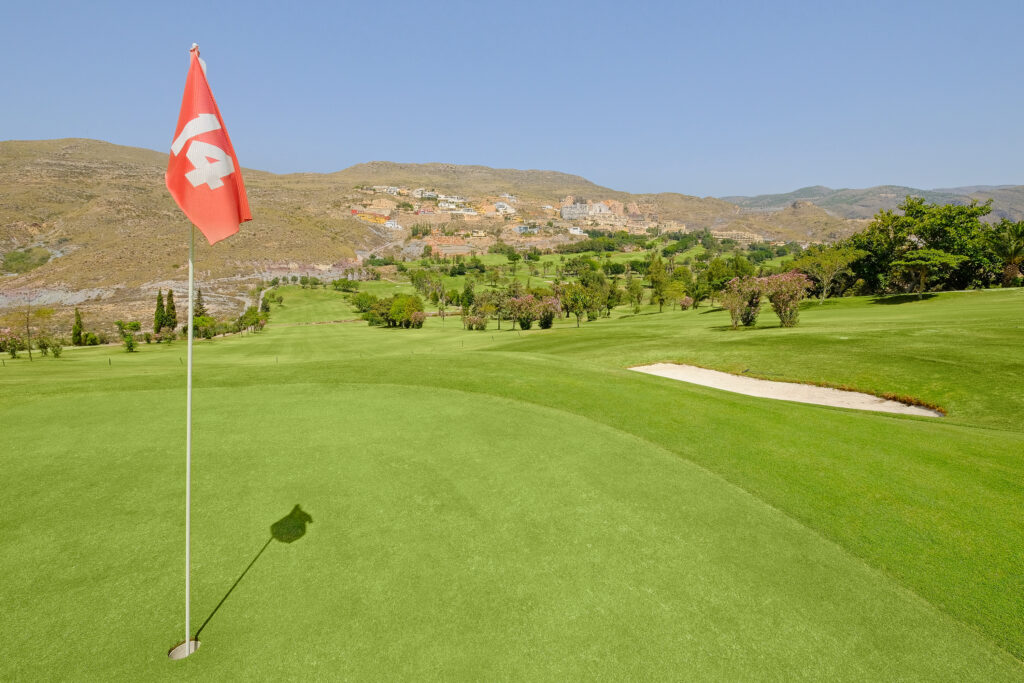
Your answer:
168,225 -> 200,660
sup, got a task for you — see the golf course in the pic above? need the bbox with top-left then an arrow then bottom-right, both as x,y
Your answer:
2,286 -> 1023,680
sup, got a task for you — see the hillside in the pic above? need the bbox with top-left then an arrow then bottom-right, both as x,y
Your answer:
332,161 -> 625,202
9,138 -> 1006,330
718,200 -> 869,242
723,184 -> 1024,220
0,139 -> 383,325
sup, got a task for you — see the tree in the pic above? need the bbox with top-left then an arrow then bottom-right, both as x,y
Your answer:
665,281 -> 687,312
537,297 -> 561,329
72,308 -> 83,346
506,252 -> 522,278
761,272 -> 811,327
604,283 -> 622,317
461,279 -> 476,324
793,245 -> 867,303
154,290 -> 166,333
891,249 -> 966,299
848,197 -> 994,292
689,279 -> 710,308
987,219 -> 1024,286
114,320 -> 141,352
626,275 -> 644,313
647,253 -> 669,312
194,289 -> 208,319
562,283 -> 590,327
507,295 -> 538,330
165,290 -> 178,331
721,277 -> 762,328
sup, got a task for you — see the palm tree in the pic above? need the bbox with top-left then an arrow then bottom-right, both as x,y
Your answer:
989,219 -> 1024,286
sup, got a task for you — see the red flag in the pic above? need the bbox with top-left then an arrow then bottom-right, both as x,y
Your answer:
166,46 -> 251,245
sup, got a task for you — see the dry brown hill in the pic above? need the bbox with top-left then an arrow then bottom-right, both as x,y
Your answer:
719,201 -> 869,242
0,139 -> 381,331
1,139 -> 872,334
332,161 -> 624,202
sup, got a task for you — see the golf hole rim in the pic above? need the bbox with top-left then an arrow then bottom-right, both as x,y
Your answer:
167,639 -> 201,660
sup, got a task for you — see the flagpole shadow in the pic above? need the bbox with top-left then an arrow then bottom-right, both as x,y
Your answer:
194,505 -> 313,640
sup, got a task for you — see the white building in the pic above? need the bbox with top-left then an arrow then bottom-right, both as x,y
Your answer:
561,201 -> 612,220
385,219 -> 402,230
495,201 -> 516,216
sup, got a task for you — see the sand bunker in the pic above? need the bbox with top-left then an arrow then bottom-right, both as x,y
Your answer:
630,363 -> 942,417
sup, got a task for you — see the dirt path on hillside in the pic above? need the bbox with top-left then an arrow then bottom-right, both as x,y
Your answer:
630,363 -> 942,417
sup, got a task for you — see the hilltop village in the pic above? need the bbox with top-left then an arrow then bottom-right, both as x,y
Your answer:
349,184 -> 769,262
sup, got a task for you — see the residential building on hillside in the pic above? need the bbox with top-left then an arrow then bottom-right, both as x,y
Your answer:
495,201 -> 516,215
561,201 -> 611,220
515,225 -> 538,234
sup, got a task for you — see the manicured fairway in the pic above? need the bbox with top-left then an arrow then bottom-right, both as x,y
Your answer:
1,288 -> 1022,679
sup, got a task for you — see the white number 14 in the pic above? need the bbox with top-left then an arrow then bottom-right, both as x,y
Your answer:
171,114 -> 236,190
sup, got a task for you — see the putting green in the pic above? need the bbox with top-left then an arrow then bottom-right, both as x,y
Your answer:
0,380 -> 1017,679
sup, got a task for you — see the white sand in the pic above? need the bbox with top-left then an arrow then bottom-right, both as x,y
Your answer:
630,363 -> 942,417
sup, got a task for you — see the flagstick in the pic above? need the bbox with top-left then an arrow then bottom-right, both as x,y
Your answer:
170,225 -> 200,659
186,224 -> 194,652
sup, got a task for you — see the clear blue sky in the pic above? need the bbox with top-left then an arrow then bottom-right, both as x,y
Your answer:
4,0 -> 1022,196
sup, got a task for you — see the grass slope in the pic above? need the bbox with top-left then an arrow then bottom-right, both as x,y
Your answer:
1,287 -> 1022,679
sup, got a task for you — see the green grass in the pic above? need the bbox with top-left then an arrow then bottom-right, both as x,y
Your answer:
2,245 -> 50,273
1,287 -> 1023,679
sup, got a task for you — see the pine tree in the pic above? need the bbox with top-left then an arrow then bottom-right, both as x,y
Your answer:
154,290 -> 166,333
194,289 -> 208,319
72,308 -> 83,346
165,290 -> 178,331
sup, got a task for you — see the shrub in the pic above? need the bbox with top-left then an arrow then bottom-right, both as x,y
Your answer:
364,294 -> 424,328
332,278 -> 359,292
680,296 -> 694,310
410,311 -> 426,328
352,292 -> 378,313
50,340 -> 63,358
537,296 -> 561,329
508,294 -> 539,330
464,315 -> 487,330
84,332 -> 100,346
721,277 -> 763,328
4,334 -> 22,358
37,337 -> 51,356
762,271 -> 811,327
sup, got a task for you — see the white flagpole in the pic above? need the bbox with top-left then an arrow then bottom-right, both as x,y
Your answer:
185,224 -> 194,653
170,223 -> 199,661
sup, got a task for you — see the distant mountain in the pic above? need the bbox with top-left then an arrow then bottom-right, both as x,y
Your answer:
722,184 -> 1024,220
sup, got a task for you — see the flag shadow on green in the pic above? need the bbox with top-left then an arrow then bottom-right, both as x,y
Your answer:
194,505 -> 313,640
